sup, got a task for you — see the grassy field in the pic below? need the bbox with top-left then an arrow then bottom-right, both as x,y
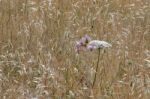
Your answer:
0,0 -> 150,99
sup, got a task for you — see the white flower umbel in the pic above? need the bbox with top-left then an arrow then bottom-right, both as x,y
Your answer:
87,40 -> 112,51
87,40 -> 112,88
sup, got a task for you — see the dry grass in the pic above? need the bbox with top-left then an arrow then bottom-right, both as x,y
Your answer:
0,0 -> 150,99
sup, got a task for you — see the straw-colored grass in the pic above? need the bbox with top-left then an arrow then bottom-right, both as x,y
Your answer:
0,0 -> 150,98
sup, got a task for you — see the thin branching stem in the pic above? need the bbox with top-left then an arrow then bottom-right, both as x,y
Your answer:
92,48 -> 100,88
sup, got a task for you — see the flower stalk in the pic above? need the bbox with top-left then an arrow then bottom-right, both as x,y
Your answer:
92,48 -> 100,88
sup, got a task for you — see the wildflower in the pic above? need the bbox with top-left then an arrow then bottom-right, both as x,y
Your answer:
75,35 -> 112,88
75,35 -> 91,53
88,40 -> 112,88
75,35 -> 112,53
79,34 -> 91,46
87,40 -> 112,51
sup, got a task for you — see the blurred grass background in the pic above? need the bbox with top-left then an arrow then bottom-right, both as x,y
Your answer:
0,0 -> 150,98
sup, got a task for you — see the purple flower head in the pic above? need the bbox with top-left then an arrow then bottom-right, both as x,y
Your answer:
87,44 -> 96,51
75,35 -> 92,53
79,35 -> 91,46
83,34 -> 91,43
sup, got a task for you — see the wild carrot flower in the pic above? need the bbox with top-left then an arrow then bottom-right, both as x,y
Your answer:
87,40 -> 112,51
87,40 -> 112,88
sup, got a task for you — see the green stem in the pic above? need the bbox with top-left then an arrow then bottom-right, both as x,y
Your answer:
92,48 -> 100,88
